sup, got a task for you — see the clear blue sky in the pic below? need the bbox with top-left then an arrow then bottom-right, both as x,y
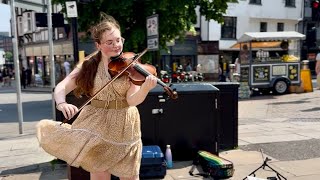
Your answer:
0,4 -> 11,34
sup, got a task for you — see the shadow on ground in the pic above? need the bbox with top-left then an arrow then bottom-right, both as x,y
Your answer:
0,162 -> 67,180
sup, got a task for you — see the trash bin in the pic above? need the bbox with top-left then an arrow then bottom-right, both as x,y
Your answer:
211,82 -> 239,150
137,83 -> 220,161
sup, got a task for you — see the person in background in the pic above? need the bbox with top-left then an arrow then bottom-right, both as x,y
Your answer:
2,68 -> 9,87
21,67 -> 26,89
26,67 -> 32,87
234,58 -> 241,74
63,60 -> 71,76
185,62 -> 192,72
239,44 -> 250,64
36,13 -> 157,180
315,51 -> 320,90
0,69 -> 3,86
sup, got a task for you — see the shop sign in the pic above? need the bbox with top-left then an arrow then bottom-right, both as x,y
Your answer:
198,41 -> 219,54
160,40 -> 197,55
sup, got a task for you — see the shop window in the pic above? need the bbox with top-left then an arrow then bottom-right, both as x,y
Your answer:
221,17 -> 237,39
249,0 -> 261,5
277,23 -> 284,32
260,22 -> 267,32
285,0 -> 295,7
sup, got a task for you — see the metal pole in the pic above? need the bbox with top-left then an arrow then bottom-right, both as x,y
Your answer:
72,17 -> 79,64
10,0 -> 24,134
47,0 -> 56,120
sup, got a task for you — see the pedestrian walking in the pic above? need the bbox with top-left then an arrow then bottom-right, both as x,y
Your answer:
316,51 -> 320,90
63,60 -> 71,76
26,67 -> 32,86
2,67 -> 9,87
0,69 -> 3,86
36,13 -> 157,180
21,67 -> 26,89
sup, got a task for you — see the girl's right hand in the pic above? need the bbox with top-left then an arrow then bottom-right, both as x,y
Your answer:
56,102 -> 79,120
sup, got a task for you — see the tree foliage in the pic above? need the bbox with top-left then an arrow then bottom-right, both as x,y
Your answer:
4,51 -> 13,62
53,0 -> 237,52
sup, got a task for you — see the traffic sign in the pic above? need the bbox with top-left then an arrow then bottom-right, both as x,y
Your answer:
146,14 -> 158,37
147,37 -> 159,51
66,1 -> 78,18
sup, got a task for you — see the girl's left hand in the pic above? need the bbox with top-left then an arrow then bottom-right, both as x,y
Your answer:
141,75 -> 157,92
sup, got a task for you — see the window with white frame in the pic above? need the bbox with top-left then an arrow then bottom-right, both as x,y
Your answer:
22,12 -> 33,33
221,17 -> 237,39
285,0 -> 295,7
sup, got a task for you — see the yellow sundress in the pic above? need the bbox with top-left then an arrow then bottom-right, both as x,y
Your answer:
36,60 -> 142,177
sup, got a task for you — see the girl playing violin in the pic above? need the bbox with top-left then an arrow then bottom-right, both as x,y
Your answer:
36,13 -> 157,180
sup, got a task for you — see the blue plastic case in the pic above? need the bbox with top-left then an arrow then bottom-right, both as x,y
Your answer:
140,145 -> 167,179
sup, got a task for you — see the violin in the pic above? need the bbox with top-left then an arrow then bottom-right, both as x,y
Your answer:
60,48 -> 177,124
108,49 -> 178,99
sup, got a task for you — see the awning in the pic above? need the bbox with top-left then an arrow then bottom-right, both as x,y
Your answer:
230,41 -> 282,49
237,31 -> 306,43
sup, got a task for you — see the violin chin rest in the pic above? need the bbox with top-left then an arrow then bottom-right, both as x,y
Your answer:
110,52 -> 123,61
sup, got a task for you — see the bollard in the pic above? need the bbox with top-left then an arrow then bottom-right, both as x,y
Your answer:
300,60 -> 313,92
229,64 -> 236,82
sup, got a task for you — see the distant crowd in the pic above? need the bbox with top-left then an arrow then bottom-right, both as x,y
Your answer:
0,67 -> 33,88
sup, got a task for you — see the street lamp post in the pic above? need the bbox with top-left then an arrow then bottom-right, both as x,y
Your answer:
47,0 -> 56,121
10,0 -> 24,134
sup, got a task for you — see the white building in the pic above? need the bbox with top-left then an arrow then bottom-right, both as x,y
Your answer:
0,49 -> 5,67
196,0 -> 304,72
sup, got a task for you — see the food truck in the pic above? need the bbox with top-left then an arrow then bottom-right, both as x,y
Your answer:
236,31 -> 306,95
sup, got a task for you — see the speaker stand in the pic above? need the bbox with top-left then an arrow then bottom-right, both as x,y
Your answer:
243,149 -> 287,180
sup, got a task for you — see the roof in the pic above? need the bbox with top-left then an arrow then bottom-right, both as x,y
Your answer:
237,31 -> 306,43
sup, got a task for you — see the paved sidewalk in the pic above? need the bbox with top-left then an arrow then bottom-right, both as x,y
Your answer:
1,83 -> 320,179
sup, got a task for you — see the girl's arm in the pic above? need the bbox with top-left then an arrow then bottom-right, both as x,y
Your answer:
54,68 -> 80,119
126,75 -> 157,106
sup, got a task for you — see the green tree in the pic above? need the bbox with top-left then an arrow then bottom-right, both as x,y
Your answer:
4,51 -> 13,62
53,0 -> 237,52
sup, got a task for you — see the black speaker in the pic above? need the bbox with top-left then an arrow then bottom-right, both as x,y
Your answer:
211,82 -> 239,150
137,83 -> 220,160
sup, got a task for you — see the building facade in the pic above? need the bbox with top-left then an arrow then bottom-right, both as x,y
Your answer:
13,0 -> 307,83
14,0 -> 73,85
197,0 -> 303,76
